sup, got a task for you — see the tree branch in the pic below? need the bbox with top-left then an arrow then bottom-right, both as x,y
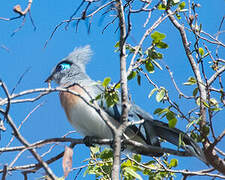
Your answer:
0,109 -> 58,180
166,8 -> 225,175
111,0 -> 129,179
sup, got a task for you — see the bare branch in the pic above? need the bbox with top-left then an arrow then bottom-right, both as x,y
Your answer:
6,102 -> 45,147
111,0 -> 129,179
165,65 -> 193,99
0,0 -> 35,36
13,0 -> 33,16
45,0 -> 115,48
11,67 -> 31,94
166,8 -> 225,175
1,165 -> 7,180
207,65 -> 225,86
0,109 -> 57,180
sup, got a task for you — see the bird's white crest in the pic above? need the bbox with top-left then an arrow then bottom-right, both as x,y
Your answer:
67,45 -> 93,71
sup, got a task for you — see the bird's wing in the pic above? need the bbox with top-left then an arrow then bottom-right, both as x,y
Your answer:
131,105 -> 207,164
87,83 -> 207,163
89,83 -> 161,146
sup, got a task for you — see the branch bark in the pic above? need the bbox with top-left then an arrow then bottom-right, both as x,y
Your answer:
111,0 -> 129,179
0,109 -> 58,180
166,8 -> 225,175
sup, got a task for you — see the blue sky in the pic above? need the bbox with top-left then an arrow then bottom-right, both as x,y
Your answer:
0,0 -> 224,179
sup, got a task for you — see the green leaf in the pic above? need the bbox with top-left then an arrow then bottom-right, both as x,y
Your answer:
121,159 -> 132,168
199,47 -> 204,56
151,31 -> 166,42
102,77 -> 111,88
193,87 -> 198,97
168,117 -> 177,128
176,13 -> 182,19
104,90 -> 119,107
124,167 -> 143,180
156,88 -> 166,102
114,83 -> 120,89
90,146 -> 100,154
186,118 -> 198,129
166,111 -> 176,120
126,44 -> 136,54
158,4 -> 166,10
203,125 -> 210,136
202,100 -> 210,108
127,71 -> 137,80
179,1 -> 185,10
83,168 -> 89,177
154,108 -> 169,115
196,97 -> 200,106
148,88 -> 157,99
133,154 -> 141,163
151,51 -> 161,59
210,98 -> 218,107
154,108 -> 164,115
169,159 -> 178,168
99,148 -> 113,160
102,164 -> 112,174
210,107 -> 222,112
190,132 -> 200,142
183,77 -> 196,85
156,41 -> 168,49
152,59 -> 163,70
166,111 -> 177,128
178,133 -> 182,147
157,52 -> 163,59
114,41 -> 120,48
145,61 -> 155,73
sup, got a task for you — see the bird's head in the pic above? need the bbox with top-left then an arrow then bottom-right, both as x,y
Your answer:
45,45 -> 93,86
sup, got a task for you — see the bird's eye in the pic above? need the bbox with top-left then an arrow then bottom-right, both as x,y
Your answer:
56,62 -> 71,72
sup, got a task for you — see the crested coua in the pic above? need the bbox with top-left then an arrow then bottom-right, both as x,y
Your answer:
45,45 -> 207,163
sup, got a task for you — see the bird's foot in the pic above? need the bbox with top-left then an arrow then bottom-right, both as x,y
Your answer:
83,136 -> 96,147
110,139 -> 127,151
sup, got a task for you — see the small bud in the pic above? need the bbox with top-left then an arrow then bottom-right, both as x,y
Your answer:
13,5 -> 22,13
189,15 -> 194,24
196,3 -> 201,8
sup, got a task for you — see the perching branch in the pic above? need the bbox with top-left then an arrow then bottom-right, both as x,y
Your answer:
111,0 -> 129,179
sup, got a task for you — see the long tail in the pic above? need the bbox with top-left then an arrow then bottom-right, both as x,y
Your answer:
143,119 -> 207,164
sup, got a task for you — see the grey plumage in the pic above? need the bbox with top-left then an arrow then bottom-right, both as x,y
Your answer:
46,46 -> 207,164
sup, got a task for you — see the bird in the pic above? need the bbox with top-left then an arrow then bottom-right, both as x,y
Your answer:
45,45 -> 207,163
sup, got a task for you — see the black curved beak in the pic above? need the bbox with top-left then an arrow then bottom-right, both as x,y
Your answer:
45,74 -> 53,83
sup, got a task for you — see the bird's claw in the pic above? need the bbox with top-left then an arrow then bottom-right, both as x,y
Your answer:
110,139 -> 127,151
83,136 -> 96,147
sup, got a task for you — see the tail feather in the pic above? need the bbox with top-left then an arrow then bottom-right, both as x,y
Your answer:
144,120 -> 207,164
130,104 -> 207,164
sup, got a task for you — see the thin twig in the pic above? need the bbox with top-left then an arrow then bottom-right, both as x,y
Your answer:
127,12 -> 170,76
6,101 -> 45,147
11,67 -> 31,94
126,155 -> 225,178
45,0 -> 115,48
165,65 -> 193,99
1,165 -> 8,180
167,8 -> 225,175
0,109 -> 57,180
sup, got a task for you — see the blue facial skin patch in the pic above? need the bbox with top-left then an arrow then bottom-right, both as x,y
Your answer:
56,62 -> 71,72
61,63 -> 71,70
